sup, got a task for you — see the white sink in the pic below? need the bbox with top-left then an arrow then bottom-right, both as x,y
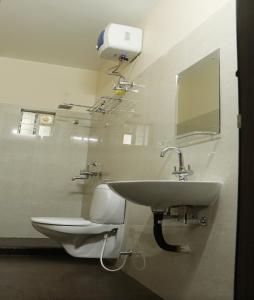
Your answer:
107,180 -> 221,210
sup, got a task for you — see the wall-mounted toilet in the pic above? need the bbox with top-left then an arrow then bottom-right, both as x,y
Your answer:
31,184 -> 125,259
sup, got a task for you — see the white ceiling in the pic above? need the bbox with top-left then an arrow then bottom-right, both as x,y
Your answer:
0,0 -> 159,70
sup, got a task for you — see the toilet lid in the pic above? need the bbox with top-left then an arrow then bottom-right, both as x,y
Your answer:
31,217 -> 91,226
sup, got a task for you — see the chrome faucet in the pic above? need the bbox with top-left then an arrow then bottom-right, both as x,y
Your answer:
71,171 -> 100,181
160,146 -> 193,181
71,175 -> 87,181
71,161 -> 101,181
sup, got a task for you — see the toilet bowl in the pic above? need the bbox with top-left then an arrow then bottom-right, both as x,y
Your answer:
31,184 -> 125,259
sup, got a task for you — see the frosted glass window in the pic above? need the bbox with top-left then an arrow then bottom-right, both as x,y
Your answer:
19,110 -> 55,137
38,125 -> 51,137
22,112 -> 36,124
19,112 -> 36,135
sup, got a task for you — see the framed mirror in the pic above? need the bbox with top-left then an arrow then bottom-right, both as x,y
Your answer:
176,49 -> 220,138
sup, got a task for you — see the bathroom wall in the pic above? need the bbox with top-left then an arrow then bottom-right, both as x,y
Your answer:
0,104 -> 93,238
87,1 -> 237,300
0,57 -> 98,238
0,56 -> 97,111
114,0 -> 232,80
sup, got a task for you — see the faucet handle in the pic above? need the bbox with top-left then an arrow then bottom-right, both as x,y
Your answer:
88,161 -> 98,167
72,175 -> 88,181
80,170 -> 97,176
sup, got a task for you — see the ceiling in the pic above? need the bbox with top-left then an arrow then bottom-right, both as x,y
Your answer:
0,0 -> 159,70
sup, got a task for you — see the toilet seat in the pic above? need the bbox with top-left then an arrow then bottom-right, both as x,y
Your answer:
31,184 -> 126,259
31,217 -> 91,226
31,217 -> 120,235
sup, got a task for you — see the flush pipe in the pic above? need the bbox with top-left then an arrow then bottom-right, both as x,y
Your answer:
100,230 -> 146,272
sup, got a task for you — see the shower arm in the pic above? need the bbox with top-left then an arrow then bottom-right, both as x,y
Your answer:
59,103 -> 93,109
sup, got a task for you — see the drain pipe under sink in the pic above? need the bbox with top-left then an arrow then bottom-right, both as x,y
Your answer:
153,212 -> 190,253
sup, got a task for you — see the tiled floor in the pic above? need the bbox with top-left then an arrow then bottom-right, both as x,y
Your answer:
0,254 -> 162,300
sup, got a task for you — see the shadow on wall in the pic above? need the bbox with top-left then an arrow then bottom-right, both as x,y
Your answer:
124,200 -> 219,298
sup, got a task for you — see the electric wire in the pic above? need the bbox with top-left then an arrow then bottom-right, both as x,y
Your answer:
107,59 -> 126,81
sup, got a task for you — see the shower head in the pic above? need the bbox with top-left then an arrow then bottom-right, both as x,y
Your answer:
58,102 -> 93,112
57,103 -> 73,110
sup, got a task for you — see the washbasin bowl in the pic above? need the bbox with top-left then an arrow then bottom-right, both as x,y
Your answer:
107,180 -> 221,210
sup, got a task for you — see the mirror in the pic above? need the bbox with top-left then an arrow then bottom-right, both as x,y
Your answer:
176,49 -> 220,138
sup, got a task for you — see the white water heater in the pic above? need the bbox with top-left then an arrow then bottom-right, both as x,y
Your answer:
96,23 -> 143,61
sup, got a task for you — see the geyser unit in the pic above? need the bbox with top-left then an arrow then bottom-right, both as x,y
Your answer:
96,23 -> 143,61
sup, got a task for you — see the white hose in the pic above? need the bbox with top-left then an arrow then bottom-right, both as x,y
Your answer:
132,252 -> 146,271
100,233 -> 128,272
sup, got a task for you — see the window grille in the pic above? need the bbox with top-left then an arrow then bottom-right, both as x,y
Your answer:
18,109 -> 55,137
